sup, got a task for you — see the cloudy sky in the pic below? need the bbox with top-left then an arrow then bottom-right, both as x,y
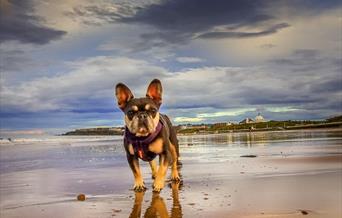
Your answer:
0,0 -> 341,135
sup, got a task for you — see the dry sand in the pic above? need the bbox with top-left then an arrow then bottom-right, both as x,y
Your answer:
0,129 -> 341,218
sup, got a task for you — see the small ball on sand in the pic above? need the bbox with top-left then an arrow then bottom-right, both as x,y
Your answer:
77,194 -> 86,201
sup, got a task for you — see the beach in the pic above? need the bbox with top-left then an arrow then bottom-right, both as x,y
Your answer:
0,129 -> 341,218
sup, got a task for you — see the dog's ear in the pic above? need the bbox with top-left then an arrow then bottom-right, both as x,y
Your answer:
146,79 -> 163,107
115,83 -> 134,110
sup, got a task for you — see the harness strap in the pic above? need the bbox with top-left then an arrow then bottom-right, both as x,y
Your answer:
124,121 -> 163,161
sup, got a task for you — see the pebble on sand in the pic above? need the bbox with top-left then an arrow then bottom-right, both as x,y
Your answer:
77,194 -> 86,201
112,209 -> 122,213
300,210 -> 309,215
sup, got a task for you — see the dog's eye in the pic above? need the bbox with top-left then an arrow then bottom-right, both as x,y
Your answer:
150,108 -> 157,113
127,111 -> 134,116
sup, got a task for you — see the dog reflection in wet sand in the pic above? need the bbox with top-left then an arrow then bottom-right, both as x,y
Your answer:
129,182 -> 182,218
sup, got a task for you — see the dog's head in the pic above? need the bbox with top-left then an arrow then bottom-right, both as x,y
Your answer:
115,79 -> 162,137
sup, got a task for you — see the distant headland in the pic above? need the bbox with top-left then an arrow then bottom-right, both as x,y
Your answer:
62,115 -> 342,136
63,127 -> 124,136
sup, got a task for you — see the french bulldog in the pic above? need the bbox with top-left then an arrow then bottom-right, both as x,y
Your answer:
115,79 -> 180,192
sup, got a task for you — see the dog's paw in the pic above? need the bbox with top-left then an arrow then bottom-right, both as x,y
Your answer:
133,185 -> 146,192
152,179 -> 165,192
133,181 -> 146,192
171,171 -> 180,182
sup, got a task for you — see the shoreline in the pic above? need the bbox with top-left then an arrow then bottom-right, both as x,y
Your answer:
177,126 -> 342,136
60,125 -> 342,137
57,121 -> 342,137
0,127 -> 341,144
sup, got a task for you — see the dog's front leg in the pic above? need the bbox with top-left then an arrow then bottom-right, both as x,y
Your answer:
149,160 -> 158,179
153,152 -> 170,192
127,154 -> 146,192
169,143 -> 180,181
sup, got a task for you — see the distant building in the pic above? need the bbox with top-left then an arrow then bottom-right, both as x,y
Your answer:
255,113 -> 266,123
213,122 -> 233,128
178,124 -> 207,130
239,118 -> 254,124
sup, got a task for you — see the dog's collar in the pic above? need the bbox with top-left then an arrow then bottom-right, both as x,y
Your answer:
124,121 -> 163,161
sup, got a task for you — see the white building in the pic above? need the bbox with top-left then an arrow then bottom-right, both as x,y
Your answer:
255,113 -> 266,123
239,118 -> 254,124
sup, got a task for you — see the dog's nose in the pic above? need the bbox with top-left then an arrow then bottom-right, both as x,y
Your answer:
138,113 -> 147,119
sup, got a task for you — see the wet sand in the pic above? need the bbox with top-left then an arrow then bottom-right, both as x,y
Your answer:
1,129 -> 341,217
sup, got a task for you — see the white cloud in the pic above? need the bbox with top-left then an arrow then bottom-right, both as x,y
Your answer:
1,52 -> 339,125
266,107 -> 303,113
0,56 -> 168,112
197,108 -> 256,118
175,56 -> 205,63
173,108 -> 256,124
174,117 -> 204,123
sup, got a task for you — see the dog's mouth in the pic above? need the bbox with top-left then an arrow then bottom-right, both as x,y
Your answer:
135,122 -> 155,136
136,127 -> 149,136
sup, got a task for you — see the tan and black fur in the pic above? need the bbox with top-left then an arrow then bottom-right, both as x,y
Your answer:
115,79 -> 180,192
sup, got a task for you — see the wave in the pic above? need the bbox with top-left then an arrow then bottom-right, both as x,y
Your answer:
0,135 -> 123,146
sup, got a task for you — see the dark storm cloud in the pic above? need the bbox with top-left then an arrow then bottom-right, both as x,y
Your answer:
311,79 -> 342,93
122,0 -> 276,43
65,0 -> 282,45
123,0 -> 272,32
0,0 -> 66,44
65,0 -> 341,47
197,23 -> 290,39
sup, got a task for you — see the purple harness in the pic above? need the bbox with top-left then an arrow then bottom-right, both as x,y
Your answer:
124,122 -> 163,161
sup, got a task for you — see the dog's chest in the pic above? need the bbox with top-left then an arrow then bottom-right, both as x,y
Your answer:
127,137 -> 163,155
127,137 -> 164,158
148,137 -> 164,154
